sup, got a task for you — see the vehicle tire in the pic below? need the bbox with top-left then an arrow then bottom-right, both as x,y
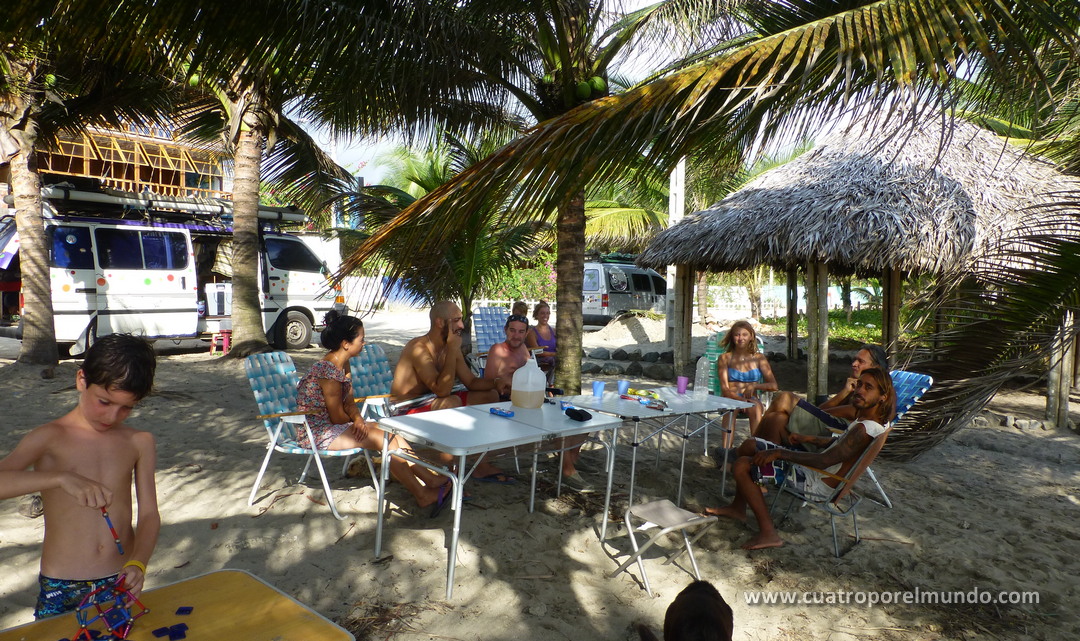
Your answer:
275,310 -> 312,350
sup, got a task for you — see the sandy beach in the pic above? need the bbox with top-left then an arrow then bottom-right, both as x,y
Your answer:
1,312 -> 1078,640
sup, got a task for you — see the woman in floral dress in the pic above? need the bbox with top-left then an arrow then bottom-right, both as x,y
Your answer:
297,312 -> 448,511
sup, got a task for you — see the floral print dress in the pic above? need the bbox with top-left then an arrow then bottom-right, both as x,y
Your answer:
296,360 -> 353,449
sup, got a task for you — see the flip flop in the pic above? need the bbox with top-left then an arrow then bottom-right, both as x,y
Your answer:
474,472 -> 516,485
429,484 -> 452,518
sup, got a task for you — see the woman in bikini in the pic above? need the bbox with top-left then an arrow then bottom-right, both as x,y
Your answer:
717,320 -> 777,445
297,312 -> 451,513
525,300 -> 557,385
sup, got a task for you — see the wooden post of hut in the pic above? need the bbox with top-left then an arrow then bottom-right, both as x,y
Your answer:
1046,312 -> 1075,429
805,262 -> 829,402
672,265 -> 694,378
882,268 -> 903,356
786,267 -> 798,361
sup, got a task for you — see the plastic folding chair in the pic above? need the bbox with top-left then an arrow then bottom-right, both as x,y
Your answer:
348,344 -> 467,419
609,499 -> 717,596
770,427 -> 892,556
472,306 -> 509,374
244,352 -> 375,520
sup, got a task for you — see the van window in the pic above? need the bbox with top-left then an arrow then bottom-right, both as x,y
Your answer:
631,273 -> 652,293
651,274 -> 667,296
265,237 -> 323,272
50,226 -> 95,270
142,232 -> 189,269
96,228 -> 189,270
583,269 -> 600,292
96,229 -> 143,269
608,269 -> 629,292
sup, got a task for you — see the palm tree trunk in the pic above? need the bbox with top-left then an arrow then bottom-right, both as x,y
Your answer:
228,122 -> 270,356
554,191 -> 585,394
7,84 -> 58,366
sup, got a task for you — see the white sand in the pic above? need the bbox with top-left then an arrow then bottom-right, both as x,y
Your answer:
0,312 -> 1077,640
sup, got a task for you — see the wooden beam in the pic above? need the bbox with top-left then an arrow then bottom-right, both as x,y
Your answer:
1046,312 -> 1074,429
882,268 -> 902,356
786,268 -> 798,360
805,264 -> 818,400
813,262 -> 829,401
673,265 -> 694,379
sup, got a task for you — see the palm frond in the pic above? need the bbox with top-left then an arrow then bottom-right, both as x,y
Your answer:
339,0 -> 1080,281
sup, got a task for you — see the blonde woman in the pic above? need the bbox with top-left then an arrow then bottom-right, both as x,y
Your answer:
717,321 -> 776,446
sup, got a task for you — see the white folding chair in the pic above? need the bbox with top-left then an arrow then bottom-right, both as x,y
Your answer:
609,499 -> 717,596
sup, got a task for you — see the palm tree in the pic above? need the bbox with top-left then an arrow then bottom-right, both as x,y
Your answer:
2,34 -> 176,365
340,0 -> 742,392
323,131 -> 550,349
6,1 -> 475,359
175,60 -> 352,356
339,0 -> 1080,393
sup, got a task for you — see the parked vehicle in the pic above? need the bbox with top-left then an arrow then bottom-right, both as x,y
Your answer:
0,186 -> 346,353
581,255 -> 666,326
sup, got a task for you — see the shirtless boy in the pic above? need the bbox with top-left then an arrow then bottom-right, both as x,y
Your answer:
0,334 -> 160,618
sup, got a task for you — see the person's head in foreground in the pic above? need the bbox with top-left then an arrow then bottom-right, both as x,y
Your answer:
321,310 -> 366,354
854,367 -> 895,424
663,580 -> 734,641
852,344 -> 888,378
512,300 -> 528,316
720,320 -> 758,354
77,333 -> 157,428
504,314 -> 528,349
430,300 -> 464,340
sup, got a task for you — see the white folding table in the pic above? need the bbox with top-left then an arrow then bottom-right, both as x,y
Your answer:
565,390 -> 752,506
376,402 -> 621,599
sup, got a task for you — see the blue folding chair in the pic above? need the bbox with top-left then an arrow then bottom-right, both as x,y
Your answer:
349,343 -> 464,416
890,370 -> 934,421
245,352 -> 375,520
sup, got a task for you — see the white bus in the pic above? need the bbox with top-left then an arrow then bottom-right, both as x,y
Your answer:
0,186 -> 346,353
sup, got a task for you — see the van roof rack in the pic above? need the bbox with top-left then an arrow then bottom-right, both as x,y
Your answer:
587,251 -> 637,264
10,184 -> 307,224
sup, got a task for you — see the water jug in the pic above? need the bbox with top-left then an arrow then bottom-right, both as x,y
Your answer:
511,358 -> 545,408
693,355 -> 711,400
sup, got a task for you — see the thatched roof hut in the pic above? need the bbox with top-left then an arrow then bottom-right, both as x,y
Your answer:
639,113 -> 1080,459
638,115 -> 1080,276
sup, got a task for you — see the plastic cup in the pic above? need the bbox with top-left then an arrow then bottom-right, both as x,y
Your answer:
617,380 -> 630,395
676,376 -> 689,394
592,381 -> 605,397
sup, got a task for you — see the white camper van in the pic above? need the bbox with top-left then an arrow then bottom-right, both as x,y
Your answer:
0,186 -> 346,353
581,255 -> 667,326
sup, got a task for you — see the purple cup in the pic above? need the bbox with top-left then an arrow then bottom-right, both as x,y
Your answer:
676,376 -> 689,394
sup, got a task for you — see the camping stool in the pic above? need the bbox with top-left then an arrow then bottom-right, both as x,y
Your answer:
609,499 -> 717,596
210,329 -> 232,355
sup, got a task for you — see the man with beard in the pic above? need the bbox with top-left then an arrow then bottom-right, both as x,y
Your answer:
749,344 -> 890,451
392,300 -> 502,410
704,368 -> 894,550
484,312 -> 596,491
391,300 -> 510,482
483,313 -> 531,401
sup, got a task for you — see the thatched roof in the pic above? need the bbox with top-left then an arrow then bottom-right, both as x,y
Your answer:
638,114 -> 1080,276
